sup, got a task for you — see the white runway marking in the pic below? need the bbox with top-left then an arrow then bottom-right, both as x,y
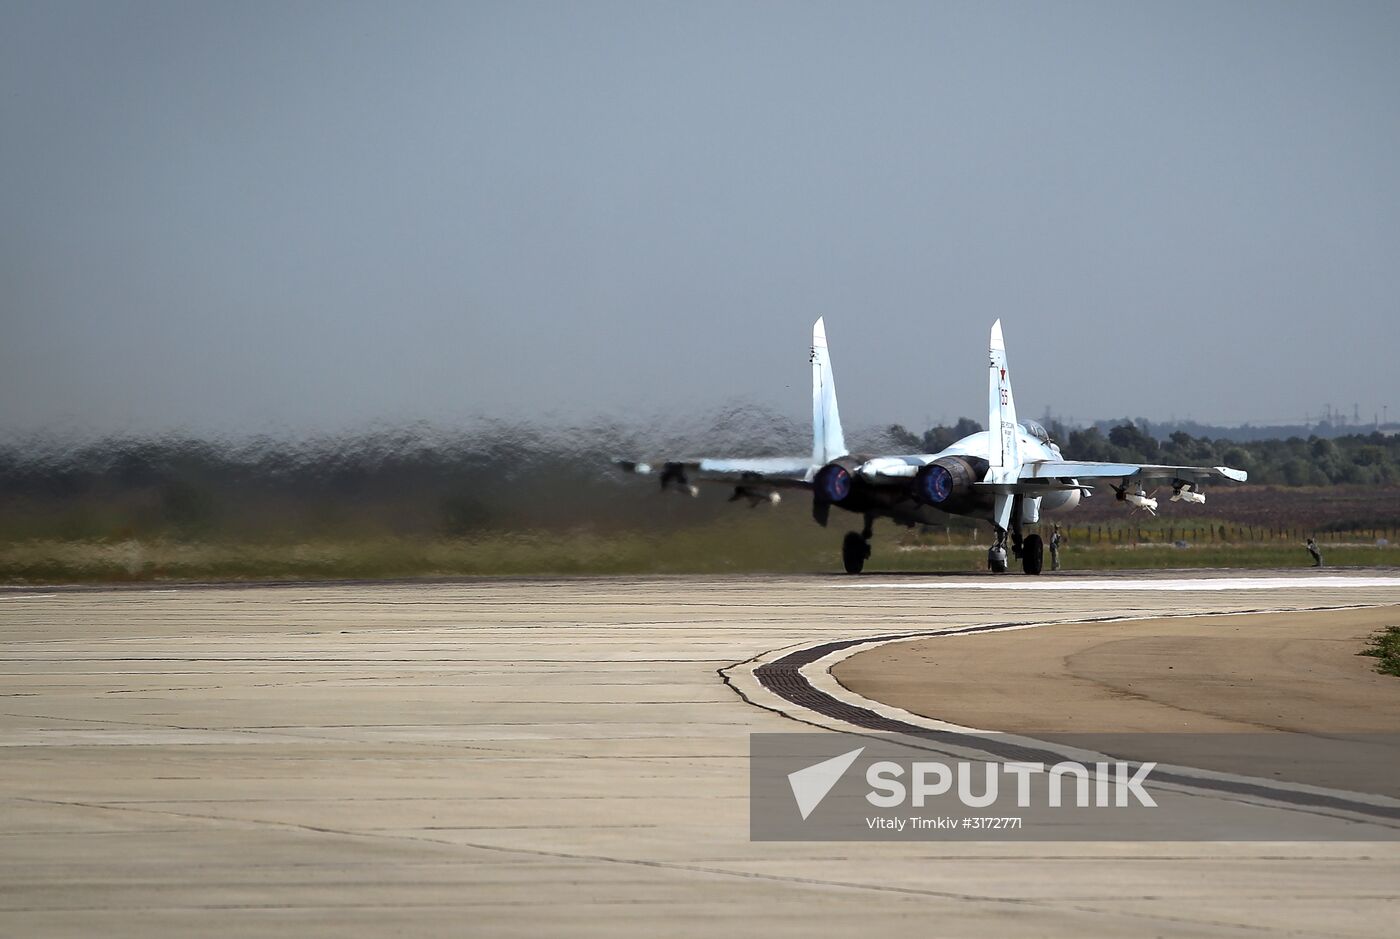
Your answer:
847,575 -> 1400,591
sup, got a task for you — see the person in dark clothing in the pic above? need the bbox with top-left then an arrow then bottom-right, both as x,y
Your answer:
1306,537 -> 1323,567
1050,525 -> 1063,571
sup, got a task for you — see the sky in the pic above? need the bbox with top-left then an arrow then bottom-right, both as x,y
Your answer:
2,0 -> 1398,439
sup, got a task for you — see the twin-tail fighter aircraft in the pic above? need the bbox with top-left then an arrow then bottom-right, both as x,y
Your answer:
618,319 -> 1246,574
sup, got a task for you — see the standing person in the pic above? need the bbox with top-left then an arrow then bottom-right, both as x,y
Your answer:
1306,537 -> 1323,567
1050,524 -> 1063,571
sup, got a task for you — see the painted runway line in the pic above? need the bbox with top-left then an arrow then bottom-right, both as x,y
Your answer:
845,575 -> 1400,591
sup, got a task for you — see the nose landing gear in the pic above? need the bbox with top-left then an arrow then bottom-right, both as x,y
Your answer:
987,529 -> 1010,573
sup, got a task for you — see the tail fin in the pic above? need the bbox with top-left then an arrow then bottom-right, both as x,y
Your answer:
987,319 -> 1020,477
811,317 -> 848,464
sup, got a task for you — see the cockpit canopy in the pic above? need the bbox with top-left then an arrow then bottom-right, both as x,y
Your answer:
1018,419 -> 1051,443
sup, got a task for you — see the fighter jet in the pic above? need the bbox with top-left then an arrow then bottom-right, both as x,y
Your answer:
618,319 -> 1246,574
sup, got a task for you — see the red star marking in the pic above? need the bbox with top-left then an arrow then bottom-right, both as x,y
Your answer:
1000,369 -> 1006,380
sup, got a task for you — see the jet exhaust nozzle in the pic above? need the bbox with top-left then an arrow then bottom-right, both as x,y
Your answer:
914,456 -> 983,506
813,462 -> 853,504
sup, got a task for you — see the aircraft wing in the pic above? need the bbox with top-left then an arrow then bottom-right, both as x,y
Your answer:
617,458 -> 815,492
1019,461 -> 1248,486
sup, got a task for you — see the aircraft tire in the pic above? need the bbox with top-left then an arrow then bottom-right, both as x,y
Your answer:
1022,533 -> 1044,575
842,532 -> 866,575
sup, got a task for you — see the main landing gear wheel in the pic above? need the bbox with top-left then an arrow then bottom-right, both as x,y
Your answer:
842,532 -> 869,575
1022,533 -> 1044,575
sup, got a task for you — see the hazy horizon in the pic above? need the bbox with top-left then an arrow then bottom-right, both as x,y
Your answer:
4,2 -> 1398,438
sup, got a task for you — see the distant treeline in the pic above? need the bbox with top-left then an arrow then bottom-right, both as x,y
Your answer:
1077,416 -> 1395,444
2,414 -> 1398,542
888,419 -> 1400,486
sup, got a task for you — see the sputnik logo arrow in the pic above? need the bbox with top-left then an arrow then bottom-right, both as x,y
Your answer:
787,747 -> 864,820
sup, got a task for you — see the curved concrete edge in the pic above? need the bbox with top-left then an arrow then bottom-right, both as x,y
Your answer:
720,603 -> 1400,824
719,625 -> 1001,735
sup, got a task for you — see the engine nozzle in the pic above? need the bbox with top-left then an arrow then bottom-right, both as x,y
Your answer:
813,462 -> 853,504
913,456 -> 983,506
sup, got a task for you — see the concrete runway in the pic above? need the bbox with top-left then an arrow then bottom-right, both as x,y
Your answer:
3,571 -> 1400,937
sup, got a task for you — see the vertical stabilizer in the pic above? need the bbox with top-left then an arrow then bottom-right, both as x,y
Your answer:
987,319 -> 1020,478
811,317 -> 848,464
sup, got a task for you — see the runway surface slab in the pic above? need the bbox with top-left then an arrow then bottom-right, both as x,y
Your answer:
2,571 -> 1399,937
